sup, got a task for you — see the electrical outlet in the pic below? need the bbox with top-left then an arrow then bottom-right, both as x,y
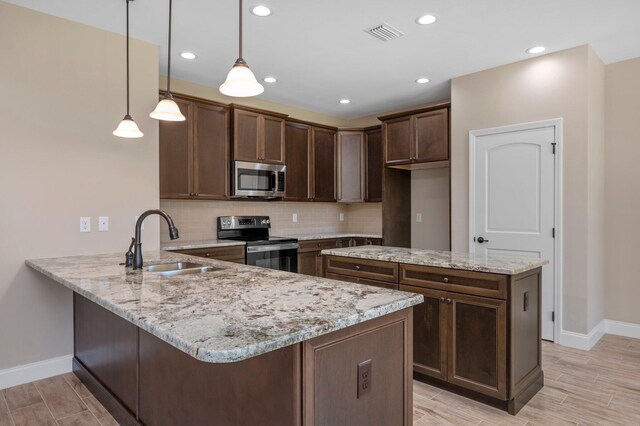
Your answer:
80,217 -> 91,233
357,359 -> 372,398
416,213 -> 423,223
98,216 -> 109,232
339,213 -> 345,222
292,213 -> 298,223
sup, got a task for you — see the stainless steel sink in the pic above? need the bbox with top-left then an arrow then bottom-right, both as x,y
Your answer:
146,262 -> 223,277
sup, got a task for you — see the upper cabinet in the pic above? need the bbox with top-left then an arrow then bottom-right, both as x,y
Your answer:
312,127 -> 337,202
380,105 -> 450,168
284,121 -> 311,201
159,93 -> 229,200
337,131 -> 365,203
231,105 -> 287,164
364,126 -> 383,202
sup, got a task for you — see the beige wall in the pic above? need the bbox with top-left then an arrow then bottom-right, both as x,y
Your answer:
159,200 -> 382,241
451,45 -> 602,334
604,57 -> 640,325
411,168 -> 450,250
0,2 -> 160,371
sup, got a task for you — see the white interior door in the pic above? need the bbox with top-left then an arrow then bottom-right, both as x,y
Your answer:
470,124 -> 557,341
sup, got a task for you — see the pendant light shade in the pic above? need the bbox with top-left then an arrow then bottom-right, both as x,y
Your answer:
219,0 -> 264,98
151,0 -> 186,121
220,59 -> 264,97
113,115 -> 144,138
114,0 -> 143,138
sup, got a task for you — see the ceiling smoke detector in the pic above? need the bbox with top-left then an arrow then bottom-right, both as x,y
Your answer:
365,23 -> 404,42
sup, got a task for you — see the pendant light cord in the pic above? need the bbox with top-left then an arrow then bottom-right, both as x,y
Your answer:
238,0 -> 243,59
126,0 -> 131,117
167,0 -> 172,95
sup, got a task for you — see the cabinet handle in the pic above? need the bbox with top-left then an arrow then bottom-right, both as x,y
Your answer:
205,253 -> 210,257
443,277 -> 449,283
355,265 -> 361,271
440,297 -> 445,303
446,298 -> 452,304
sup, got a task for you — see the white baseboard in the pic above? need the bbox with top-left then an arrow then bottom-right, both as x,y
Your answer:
0,354 -> 72,390
559,319 -> 606,350
605,319 -> 640,340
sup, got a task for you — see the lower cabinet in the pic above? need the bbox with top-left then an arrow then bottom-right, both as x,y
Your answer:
298,238 -> 382,277
170,246 -> 245,264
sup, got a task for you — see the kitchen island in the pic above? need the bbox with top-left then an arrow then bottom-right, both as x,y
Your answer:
26,251 -> 423,426
322,246 -> 548,415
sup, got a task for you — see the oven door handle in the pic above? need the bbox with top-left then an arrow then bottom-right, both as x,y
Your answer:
246,243 -> 299,253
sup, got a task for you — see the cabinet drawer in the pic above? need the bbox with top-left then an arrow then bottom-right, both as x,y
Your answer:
326,256 -> 398,284
400,264 -> 507,299
298,239 -> 340,253
172,246 -> 245,263
326,273 -> 398,290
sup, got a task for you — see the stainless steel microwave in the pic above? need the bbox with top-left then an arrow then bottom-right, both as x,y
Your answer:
233,161 -> 286,198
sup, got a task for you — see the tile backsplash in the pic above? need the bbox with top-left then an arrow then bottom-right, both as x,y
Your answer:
160,200 -> 382,242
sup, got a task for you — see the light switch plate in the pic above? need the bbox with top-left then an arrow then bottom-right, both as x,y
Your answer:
292,213 -> 298,223
416,213 -> 423,223
98,216 -> 109,232
80,217 -> 91,233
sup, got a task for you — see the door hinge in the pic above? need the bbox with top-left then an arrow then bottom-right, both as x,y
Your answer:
552,227 -> 555,238
551,142 -> 557,154
552,311 -> 555,322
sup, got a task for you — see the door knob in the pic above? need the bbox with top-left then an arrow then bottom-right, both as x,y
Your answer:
476,236 -> 489,244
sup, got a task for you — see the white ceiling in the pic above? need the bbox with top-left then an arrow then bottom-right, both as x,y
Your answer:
6,0 -> 640,119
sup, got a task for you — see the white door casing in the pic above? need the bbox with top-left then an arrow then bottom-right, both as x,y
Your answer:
469,119 -> 563,342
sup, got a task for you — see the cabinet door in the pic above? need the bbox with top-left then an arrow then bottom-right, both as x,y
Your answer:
298,250 -> 320,276
399,285 -> 448,380
383,116 -> 413,165
233,109 -> 260,162
284,122 -> 311,201
160,98 -> 192,198
337,131 -> 365,202
365,128 -> 383,201
193,103 -> 229,199
447,293 -> 507,399
415,109 -> 448,162
311,127 -> 336,201
261,115 -> 285,164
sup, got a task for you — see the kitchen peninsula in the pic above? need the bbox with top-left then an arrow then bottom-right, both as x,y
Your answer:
26,251 -> 422,426
322,246 -> 548,415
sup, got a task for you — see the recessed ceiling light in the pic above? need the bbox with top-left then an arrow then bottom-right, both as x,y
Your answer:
263,76 -> 277,83
339,99 -> 351,104
251,5 -> 271,17
180,52 -> 197,60
416,14 -> 437,25
526,46 -> 546,54
415,77 -> 430,84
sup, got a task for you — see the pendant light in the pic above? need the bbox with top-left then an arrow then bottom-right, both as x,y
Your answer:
114,0 -> 144,138
150,0 -> 186,121
219,0 -> 264,97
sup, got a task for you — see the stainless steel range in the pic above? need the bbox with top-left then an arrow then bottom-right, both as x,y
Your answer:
217,216 -> 298,273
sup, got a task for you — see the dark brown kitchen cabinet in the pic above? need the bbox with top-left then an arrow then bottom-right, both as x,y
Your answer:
337,131 -> 365,202
284,122 -> 311,201
170,245 -> 245,264
231,105 -> 287,164
380,105 -> 450,167
297,239 -> 341,276
365,126 -> 383,202
159,93 -> 229,200
311,127 -> 337,201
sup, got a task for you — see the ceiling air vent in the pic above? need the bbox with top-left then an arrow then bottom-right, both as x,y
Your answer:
366,23 -> 404,42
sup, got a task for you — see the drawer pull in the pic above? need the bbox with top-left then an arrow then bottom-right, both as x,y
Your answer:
205,253 -> 211,257
446,298 -> 452,304
443,277 -> 449,283
355,265 -> 361,271
440,297 -> 445,303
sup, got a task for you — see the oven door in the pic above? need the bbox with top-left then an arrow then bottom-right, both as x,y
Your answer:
246,243 -> 298,273
233,161 -> 285,198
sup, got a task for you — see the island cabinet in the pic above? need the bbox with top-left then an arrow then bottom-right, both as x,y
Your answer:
324,255 -> 543,415
159,93 -> 230,200
231,105 -> 287,164
380,105 -> 449,168
71,293 -> 414,426
170,245 -> 245,264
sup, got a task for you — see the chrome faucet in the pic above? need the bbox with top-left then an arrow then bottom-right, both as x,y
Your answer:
130,209 -> 179,269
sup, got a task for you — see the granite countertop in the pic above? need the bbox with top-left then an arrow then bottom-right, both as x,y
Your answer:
161,239 -> 245,251
161,233 -> 382,251
321,246 -> 548,275
26,251 -> 422,364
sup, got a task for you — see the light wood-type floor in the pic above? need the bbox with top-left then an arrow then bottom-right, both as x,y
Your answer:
1,334 -> 639,425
